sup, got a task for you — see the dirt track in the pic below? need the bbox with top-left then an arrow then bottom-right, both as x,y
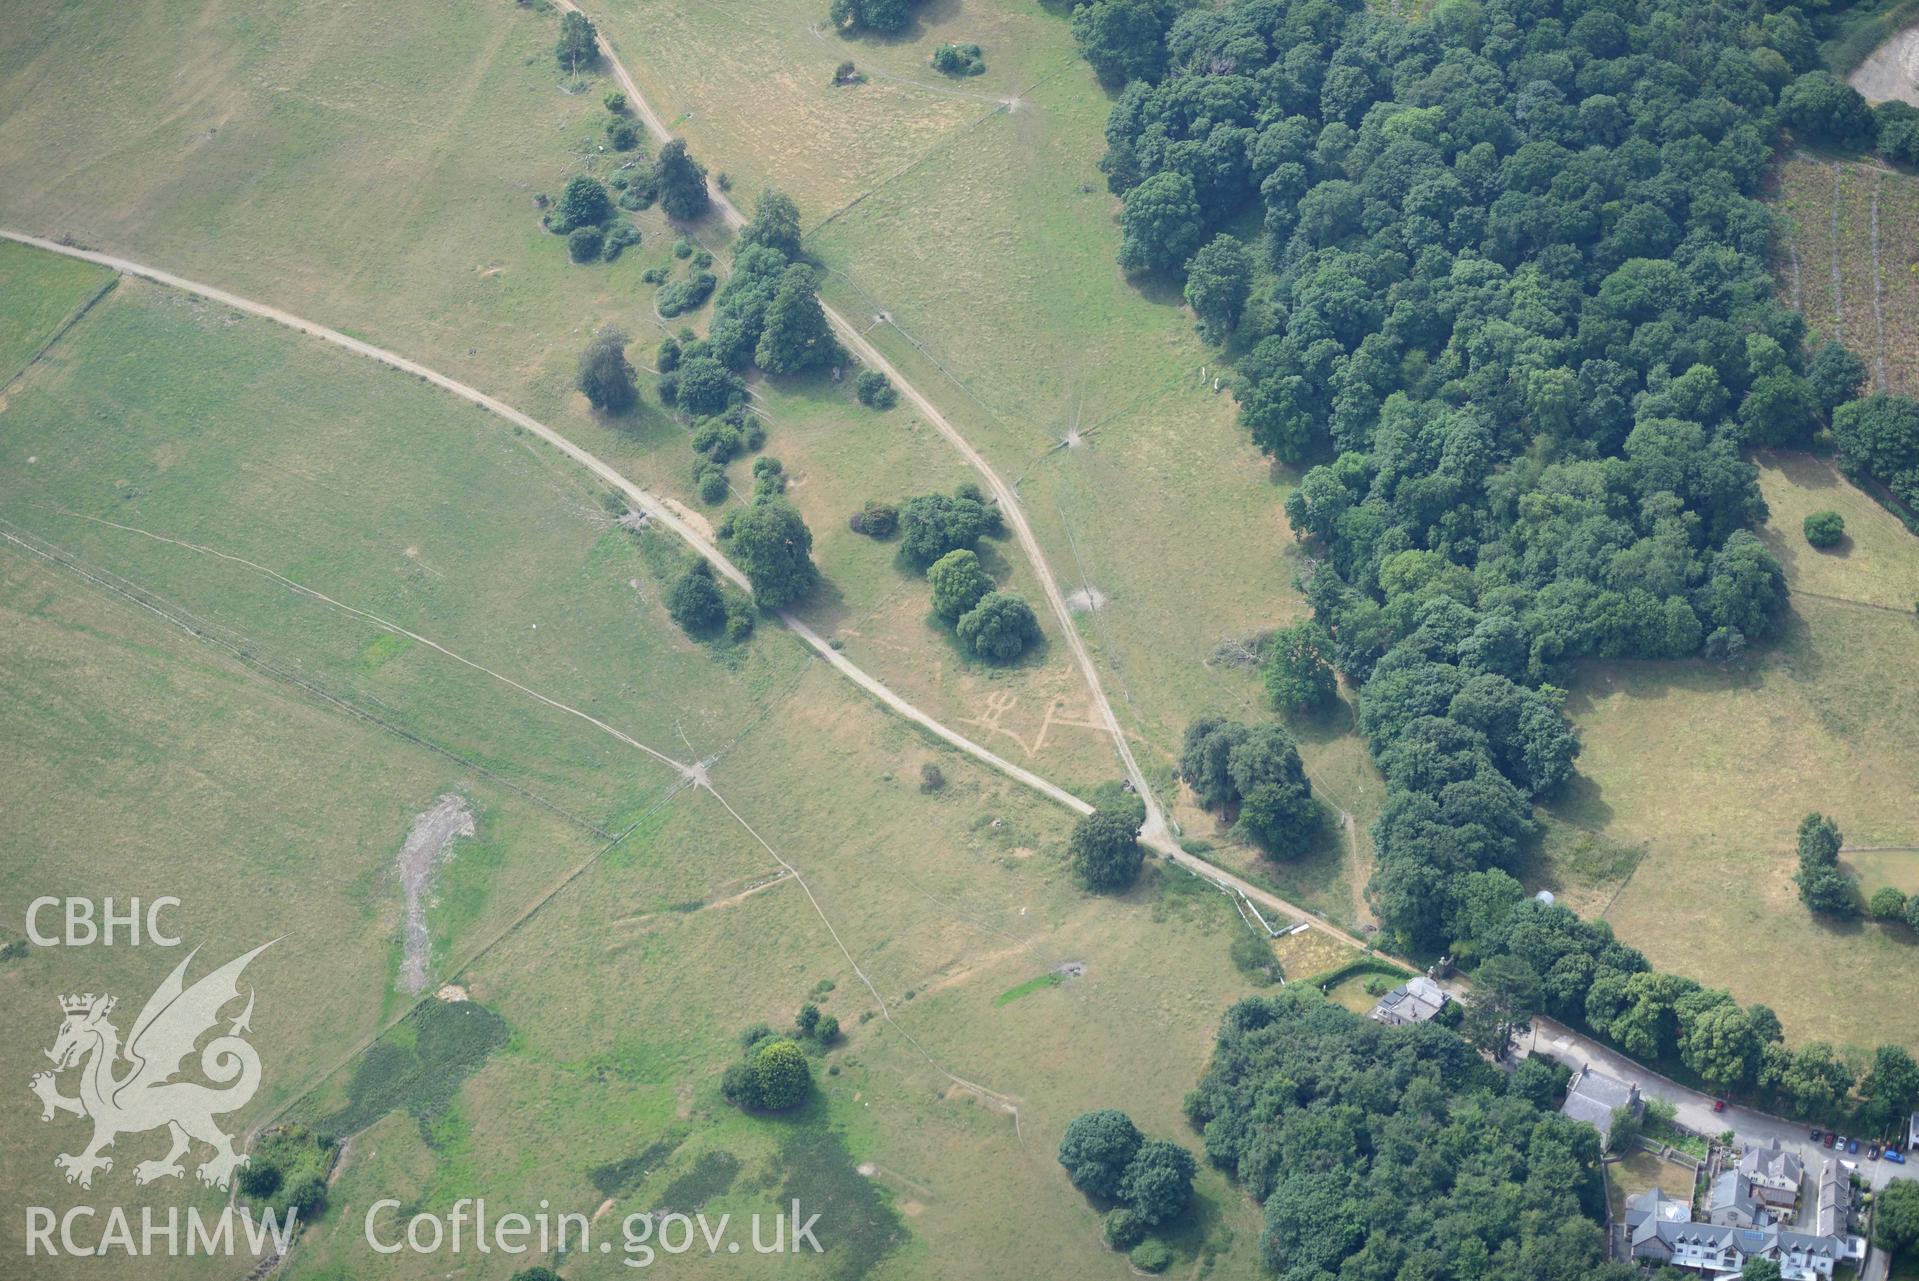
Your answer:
558,0 -> 1176,851
0,227 -> 1091,820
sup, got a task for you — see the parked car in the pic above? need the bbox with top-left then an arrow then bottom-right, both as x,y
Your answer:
1847,1138 -> 1860,1154
1811,1128 -> 1823,1141
1888,1149 -> 1908,1165
1869,1144 -> 1882,1160
1713,1099 -> 1727,1113
1823,1133 -> 1837,1148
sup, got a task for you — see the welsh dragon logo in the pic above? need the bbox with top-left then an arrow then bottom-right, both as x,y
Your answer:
29,942 -> 273,1190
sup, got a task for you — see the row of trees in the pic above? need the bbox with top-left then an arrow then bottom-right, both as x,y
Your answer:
1797,811 -> 1919,936
1446,869 -> 1919,1128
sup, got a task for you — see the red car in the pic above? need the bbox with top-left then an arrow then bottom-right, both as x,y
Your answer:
1712,1099 -> 1726,1113
1823,1133 -> 1837,1148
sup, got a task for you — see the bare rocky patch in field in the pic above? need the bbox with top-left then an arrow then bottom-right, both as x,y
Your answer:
396,794 -> 475,995
1851,25 -> 1919,105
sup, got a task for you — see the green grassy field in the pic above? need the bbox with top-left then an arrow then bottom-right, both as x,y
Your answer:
0,0 -> 1123,797
0,240 -> 114,382
1555,455 -> 1919,1052
278,662 -> 1273,1281
0,245 -> 1268,1277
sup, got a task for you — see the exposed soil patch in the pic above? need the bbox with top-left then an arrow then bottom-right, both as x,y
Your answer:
396,794 -> 475,995
1065,586 -> 1106,613
1850,25 -> 1919,105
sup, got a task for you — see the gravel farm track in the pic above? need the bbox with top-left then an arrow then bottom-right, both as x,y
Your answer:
0,224 -> 1362,953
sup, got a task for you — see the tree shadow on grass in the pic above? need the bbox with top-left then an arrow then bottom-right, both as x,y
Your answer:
790,572 -> 854,637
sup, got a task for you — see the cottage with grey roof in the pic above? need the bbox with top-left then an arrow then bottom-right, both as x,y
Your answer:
1559,1064 -> 1640,1144
1738,1137 -> 1803,1209
1706,1170 -> 1775,1229
1368,975 -> 1450,1027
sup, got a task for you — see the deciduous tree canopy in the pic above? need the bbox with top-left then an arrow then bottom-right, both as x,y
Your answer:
725,498 -> 817,610
1187,991 -> 1636,1281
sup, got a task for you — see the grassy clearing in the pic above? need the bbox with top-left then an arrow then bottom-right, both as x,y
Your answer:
1557,456 -> 1919,1053
0,238 -> 113,381
1270,925 -> 1362,983
1755,449 -> 1919,609
597,0 -> 1074,219
1324,974 -> 1382,1016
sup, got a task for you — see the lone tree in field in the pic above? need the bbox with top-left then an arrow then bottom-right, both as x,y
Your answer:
1803,510 -> 1845,549
725,497 -> 817,609
1058,1109 -> 1142,1199
1069,809 -> 1143,893
666,561 -> 726,636
1183,234 -> 1253,342
927,549 -> 993,622
555,10 -> 597,72
739,188 -> 804,261
855,369 -> 897,409
754,265 -> 839,375
576,327 -> 636,413
751,1038 -> 811,1110
653,139 -> 711,221
956,591 -> 1040,661
1794,812 -> 1858,917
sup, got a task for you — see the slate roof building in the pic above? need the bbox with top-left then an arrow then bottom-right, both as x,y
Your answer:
1738,1137 -> 1804,1208
1624,1184 -> 1864,1279
1368,975 -> 1450,1027
1560,1064 -> 1641,1144
1705,1170 -> 1775,1229
1814,1157 -> 1849,1239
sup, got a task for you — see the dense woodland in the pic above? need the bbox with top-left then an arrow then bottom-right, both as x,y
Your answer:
1072,0 -> 1919,1170
1188,991 -> 1640,1280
